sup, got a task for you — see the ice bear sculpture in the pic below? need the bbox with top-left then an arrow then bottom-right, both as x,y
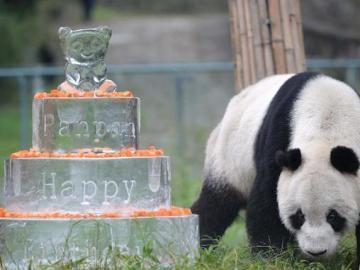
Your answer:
58,26 -> 116,92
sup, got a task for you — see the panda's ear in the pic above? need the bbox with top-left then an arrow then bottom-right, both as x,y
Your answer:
330,146 -> 359,175
275,148 -> 302,171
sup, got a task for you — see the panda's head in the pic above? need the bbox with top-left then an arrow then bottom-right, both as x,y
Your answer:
276,144 -> 360,259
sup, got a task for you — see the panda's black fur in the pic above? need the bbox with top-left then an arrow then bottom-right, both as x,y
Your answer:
191,175 -> 245,247
248,72 -> 319,251
191,72 -> 360,266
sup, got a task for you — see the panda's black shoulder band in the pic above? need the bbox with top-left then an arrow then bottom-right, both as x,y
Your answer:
330,146 -> 359,175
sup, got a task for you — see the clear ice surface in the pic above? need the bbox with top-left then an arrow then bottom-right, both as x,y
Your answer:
5,157 -> 170,212
32,97 -> 139,151
0,25 -> 200,268
58,26 -> 113,91
0,215 -> 199,269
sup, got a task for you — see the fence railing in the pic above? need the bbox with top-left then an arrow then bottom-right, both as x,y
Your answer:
0,59 -> 359,148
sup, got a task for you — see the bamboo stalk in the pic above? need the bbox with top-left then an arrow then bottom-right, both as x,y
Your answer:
280,0 -> 295,72
294,0 -> 306,71
250,0 -> 265,80
269,0 -> 287,74
257,0 -> 274,75
289,0 -> 303,72
237,0 -> 251,87
228,0 -> 244,90
244,0 -> 256,83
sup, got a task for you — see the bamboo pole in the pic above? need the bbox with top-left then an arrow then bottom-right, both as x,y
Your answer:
228,0 -> 244,90
243,0 -> 256,83
228,0 -> 306,91
268,0 -> 286,73
250,0 -> 265,80
237,0 -> 251,87
294,0 -> 306,71
280,0 -> 295,73
257,0 -> 275,76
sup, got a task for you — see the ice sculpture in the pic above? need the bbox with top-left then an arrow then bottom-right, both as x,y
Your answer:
0,26 -> 199,269
58,26 -> 116,92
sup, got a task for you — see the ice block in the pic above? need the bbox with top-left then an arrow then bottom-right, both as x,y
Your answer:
32,97 -> 140,152
5,157 -> 170,212
0,214 -> 199,269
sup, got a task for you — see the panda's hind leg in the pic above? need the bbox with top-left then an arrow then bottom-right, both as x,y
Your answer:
191,174 -> 246,248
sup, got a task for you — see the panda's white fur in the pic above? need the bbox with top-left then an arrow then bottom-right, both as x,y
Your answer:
193,72 -> 360,259
278,76 -> 360,257
204,74 -> 293,196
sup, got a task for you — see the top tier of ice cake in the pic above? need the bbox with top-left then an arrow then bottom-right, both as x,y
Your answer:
33,26 -> 140,152
32,95 -> 140,152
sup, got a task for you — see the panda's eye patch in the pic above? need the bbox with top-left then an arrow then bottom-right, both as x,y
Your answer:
330,146 -> 359,175
327,209 -> 346,232
289,209 -> 305,230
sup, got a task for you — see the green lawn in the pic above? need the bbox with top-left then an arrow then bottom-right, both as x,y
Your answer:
0,105 -> 21,156
0,106 -> 356,269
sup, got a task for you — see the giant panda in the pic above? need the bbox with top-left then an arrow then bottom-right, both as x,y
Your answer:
191,72 -> 360,263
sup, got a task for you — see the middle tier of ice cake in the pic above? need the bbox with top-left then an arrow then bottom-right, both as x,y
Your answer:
32,97 -> 140,152
4,157 -> 170,212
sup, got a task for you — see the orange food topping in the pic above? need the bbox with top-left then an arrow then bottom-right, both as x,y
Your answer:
0,207 -> 192,219
11,146 -> 164,159
34,89 -> 134,99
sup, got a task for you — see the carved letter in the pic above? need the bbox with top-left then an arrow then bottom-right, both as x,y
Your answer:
148,158 -> 161,192
119,244 -> 130,254
44,113 -> 54,136
123,180 -> 136,203
120,123 -> 136,139
42,172 -> 57,200
110,122 -> 120,138
93,121 -> 107,138
135,245 -> 141,256
76,121 -> 89,138
81,180 -> 97,205
103,180 -> 119,205
129,122 -> 136,138
59,121 -> 70,137
60,180 -> 74,198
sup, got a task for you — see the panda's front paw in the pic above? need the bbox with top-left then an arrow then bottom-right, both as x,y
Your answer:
199,235 -> 221,248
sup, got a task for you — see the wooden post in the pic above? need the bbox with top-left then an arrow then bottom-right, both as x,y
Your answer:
228,0 -> 306,92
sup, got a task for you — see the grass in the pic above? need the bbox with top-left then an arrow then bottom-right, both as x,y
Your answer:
0,105 -> 21,157
28,233 -> 356,270
0,106 -> 357,269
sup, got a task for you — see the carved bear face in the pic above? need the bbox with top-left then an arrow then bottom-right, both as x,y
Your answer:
59,26 -> 111,63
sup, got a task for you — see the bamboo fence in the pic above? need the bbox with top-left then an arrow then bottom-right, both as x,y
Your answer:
228,0 -> 306,91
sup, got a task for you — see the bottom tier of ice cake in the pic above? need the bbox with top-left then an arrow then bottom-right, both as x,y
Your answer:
0,214 -> 199,269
